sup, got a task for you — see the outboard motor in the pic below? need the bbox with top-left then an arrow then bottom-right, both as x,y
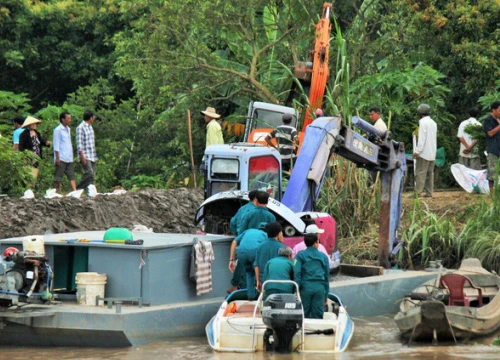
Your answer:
261,294 -> 303,353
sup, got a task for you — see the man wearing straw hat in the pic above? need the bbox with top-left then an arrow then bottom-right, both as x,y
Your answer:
18,116 -> 51,181
199,107 -> 224,176
201,106 -> 224,149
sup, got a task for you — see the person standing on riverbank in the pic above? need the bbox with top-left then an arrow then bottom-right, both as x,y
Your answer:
483,101 -> 500,193
369,106 -> 388,133
457,107 -> 481,170
202,107 -> 224,149
76,110 -> 98,193
413,104 -> 437,198
367,107 -> 387,185
199,107 -> 224,187
12,115 -> 24,151
18,116 -> 51,183
53,112 -> 76,193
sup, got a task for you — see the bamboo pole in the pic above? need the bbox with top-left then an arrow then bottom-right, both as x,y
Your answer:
187,110 -> 197,188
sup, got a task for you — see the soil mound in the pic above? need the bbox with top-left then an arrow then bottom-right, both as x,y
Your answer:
0,189 -> 204,239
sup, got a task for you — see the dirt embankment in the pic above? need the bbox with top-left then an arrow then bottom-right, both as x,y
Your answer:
0,188 -> 482,241
0,189 -> 204,239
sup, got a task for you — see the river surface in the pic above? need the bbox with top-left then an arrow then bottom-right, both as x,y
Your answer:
0,316 -> 498,359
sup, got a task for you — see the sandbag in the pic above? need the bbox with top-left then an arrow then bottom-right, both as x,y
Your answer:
450,163 -> 489,194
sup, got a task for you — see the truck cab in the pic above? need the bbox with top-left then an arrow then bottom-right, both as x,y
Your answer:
203,143 -> 283,200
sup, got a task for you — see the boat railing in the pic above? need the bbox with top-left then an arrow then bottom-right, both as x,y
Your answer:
251,280 -> 305,352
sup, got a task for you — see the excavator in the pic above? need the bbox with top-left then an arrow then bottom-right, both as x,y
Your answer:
195,3 -> 406,268
243,3 -> 332,146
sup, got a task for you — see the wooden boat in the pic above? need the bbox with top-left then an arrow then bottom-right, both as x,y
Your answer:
394,258 -> 500,342
206,280 -> 354,353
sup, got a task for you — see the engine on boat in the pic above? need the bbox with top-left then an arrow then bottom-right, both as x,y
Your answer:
261,294 -> 303,353
0,247 -> 53,307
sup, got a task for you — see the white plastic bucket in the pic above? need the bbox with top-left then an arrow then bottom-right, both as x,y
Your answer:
75,272 -> 107,306
22,235 -> 45,256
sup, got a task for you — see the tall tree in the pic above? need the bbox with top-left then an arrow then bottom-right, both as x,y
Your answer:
0,0 -> 129,107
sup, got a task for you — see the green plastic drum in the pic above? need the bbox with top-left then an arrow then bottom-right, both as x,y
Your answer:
103,227 -> 134,241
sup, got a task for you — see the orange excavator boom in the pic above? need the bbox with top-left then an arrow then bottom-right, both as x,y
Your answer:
300,3 -> 332,131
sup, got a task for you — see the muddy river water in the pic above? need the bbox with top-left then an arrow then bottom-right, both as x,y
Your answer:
1,316 -> 498,359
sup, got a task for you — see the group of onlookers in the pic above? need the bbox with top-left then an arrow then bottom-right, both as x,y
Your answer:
413,101 -> 500,196
367,101 -> 500,197
11,111 -> 98,193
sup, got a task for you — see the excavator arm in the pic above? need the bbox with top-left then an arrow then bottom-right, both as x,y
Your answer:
291,3 -> 332,131
282,116 -> 406,268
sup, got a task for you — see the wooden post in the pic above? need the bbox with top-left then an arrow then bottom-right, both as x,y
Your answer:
187,110 -> 197,188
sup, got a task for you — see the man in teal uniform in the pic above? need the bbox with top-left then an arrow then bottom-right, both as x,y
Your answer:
254,222 -> 285,292
228,222 -> 268,299
237,191 -> 276,235
229,190 -> 258,235
262,246 -> 294,300
227,190 -> 259,293
294,233 -> 330,319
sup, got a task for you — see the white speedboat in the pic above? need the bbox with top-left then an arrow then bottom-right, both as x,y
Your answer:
206,280 -> 354,353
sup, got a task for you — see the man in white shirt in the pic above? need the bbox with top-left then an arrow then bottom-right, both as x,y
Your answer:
367,107 -> 388,185
457,108 -> 481,170
413,104 -> 437,198
53,112 -> 77,192
369,106 -> 388,133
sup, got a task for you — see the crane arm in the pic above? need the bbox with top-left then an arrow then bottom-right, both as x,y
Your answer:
282,116 -> 406,268
301,3 -> 332,131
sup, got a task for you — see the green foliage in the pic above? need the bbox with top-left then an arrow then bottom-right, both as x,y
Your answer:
349,0 -> 500,116
0,136 -> 34,196
456,184 -> 500,273
351,64 -> 451,139
400,199 -> 458,269
0,0 -> 128,107
478,79 -> 500,111
121,174 -> 165,190
0,90 -> 31,135
319,157 -> 381,239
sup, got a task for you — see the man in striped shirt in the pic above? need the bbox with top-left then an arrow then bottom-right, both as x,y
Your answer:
76,110 -> 98,193
265,113 -> 299,172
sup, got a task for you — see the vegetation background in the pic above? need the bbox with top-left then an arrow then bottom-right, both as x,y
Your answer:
0,0 -> 498,271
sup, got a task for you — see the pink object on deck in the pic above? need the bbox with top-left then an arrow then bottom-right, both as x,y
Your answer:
314,216 -> 336,254
291,241 -> 329,258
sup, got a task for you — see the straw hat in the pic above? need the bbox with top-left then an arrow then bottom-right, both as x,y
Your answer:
22,116 -> 42,128
200,107 -> 221,119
